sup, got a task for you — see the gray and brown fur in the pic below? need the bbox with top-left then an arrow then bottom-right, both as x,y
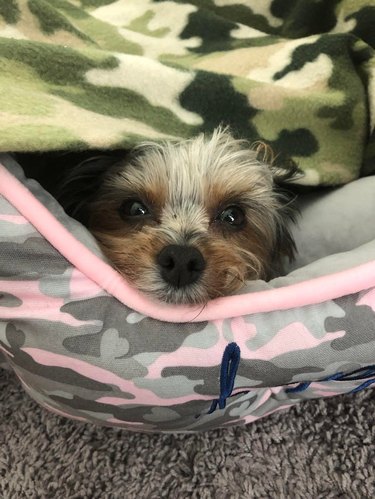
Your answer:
57,128 -> 299,304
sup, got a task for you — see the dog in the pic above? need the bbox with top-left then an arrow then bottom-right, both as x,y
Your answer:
57,128 -> 298,304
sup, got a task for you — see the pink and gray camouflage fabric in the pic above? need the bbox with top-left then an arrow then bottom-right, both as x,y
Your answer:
0,155 -> 375,432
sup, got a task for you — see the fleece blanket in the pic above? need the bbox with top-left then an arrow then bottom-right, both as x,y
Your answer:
0,0 -> 374,186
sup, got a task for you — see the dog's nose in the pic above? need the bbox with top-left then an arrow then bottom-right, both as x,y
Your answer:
157,245 -> 205,288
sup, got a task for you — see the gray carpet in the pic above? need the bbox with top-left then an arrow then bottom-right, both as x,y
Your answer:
1,368 -> 374,498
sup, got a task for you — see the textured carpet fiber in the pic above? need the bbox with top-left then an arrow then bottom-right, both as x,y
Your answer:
0,369 -> 374,498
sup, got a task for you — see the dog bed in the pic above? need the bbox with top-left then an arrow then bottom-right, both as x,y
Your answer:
1,1 -> 375,432
1,156 -> 375,432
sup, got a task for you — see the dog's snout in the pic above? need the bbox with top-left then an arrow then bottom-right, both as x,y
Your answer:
157,245 -> 205,288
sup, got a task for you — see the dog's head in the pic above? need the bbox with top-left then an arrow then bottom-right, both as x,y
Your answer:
58,128 -> 298,304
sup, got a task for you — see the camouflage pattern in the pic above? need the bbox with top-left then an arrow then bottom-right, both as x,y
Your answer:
1,156 -> 375,432
0,0 -> 374,185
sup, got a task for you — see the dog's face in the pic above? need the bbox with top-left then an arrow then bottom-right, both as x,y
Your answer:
58,129 -> 297,304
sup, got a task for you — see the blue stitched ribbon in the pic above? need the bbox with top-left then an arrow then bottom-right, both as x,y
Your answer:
208,342 -> 241,414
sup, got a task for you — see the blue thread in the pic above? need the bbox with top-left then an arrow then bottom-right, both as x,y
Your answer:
207,399 -> 218,414
286,372 -> 344,393
285,381 -> 312,394
323,371 -> 345,381
337,365 -> 375,381
207,342 -> 241,414
351,378 -> 375,393
285,366 -> 375,395
324,366 -> 375,393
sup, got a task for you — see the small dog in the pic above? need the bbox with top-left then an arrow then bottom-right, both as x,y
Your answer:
57,128 -> 298,304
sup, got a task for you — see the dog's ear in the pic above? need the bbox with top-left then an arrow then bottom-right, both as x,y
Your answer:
252,141 -> 303,185
252,142 -> 301,272
56,155 -> 122,225
272,160 -> 301,271
269,176 -> 299,275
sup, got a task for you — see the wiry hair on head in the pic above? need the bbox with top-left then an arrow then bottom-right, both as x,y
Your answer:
57,127 -> 300,304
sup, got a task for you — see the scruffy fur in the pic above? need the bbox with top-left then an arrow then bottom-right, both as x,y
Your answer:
57,128 -> 298,304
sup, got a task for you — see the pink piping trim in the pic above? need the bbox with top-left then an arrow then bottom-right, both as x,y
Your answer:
0,163 -> 375,323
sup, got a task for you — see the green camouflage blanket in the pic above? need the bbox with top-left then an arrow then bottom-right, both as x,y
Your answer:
0,0 -> 374,186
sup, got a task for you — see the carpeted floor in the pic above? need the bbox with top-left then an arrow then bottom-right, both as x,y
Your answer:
0,369 -> 374,499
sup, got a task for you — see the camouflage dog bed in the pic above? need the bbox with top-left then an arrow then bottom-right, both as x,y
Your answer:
0,154 -> 375,432
0,1 -> 375,432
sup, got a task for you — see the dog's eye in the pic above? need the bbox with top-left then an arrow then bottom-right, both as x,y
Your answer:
119,199 -> 150,218
217,205 -> 245,227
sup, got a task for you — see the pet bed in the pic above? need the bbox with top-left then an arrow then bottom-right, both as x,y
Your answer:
0,0 -> 375,432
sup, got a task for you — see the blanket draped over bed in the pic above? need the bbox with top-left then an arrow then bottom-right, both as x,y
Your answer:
0,0 -> 374,186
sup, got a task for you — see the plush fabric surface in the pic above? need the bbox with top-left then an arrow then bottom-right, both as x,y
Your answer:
289,176 -> 375,270
1,368 -> 374,498
0,0 -> 374,185
1,155 -> 375,432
